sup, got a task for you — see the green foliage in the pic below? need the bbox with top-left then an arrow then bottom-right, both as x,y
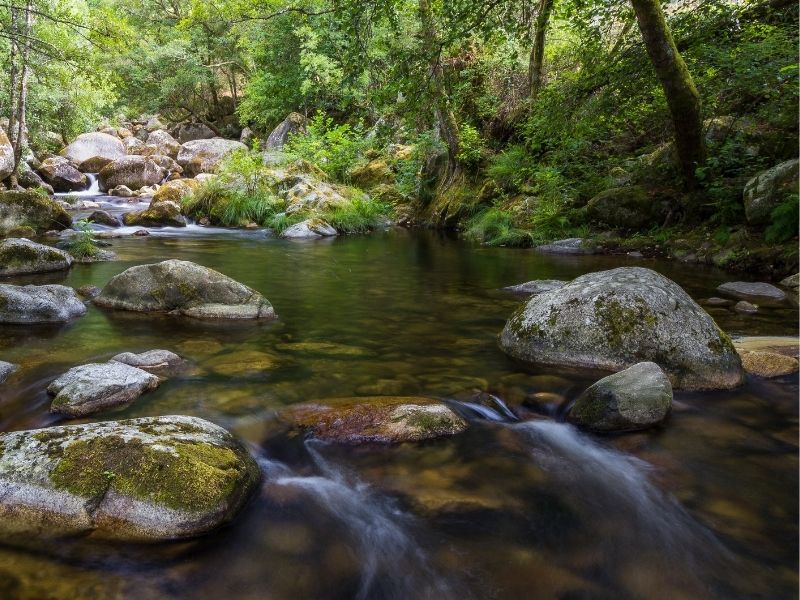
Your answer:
456,123 -> 486,169
463,207 -> 534,247
326,194 -> 392,234
63,220 -> 100,259
487,146 -> 530,192
765,194 -> 799,244
285,113 -> 368,182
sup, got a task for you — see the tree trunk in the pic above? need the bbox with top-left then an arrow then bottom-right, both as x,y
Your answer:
419,0 -> 460,186
528,0 -> 554,99
11,0 -> 33,183
630,0 -> 705,188
7,6 -> 18,150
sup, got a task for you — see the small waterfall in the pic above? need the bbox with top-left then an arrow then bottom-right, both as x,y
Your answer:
258,442 -> 459,600
454,393 -> 518,422
55,173 -> 101,197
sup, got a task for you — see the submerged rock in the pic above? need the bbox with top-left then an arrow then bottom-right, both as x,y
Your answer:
93,259 -> 275,320
110,349 -> 184,375
48,362 -> 160,417
501,279 -> 567,296
0,238 -> 72,277
0,284 -> 86,324
535,238 -> 595,255
280,218 -> 337,239
87,210 -> 121,227
716,281 -> 787,304
77,284 -> 101,299
734,300 -> 758,314
282,396 -> 468,444
0,360 -> 17,383
738,350 -> 799,378
732,336 -> 798,358
568,362 -> 673,432
0,191 -> 72,235
0,416 -> 260,542
499,267 -> 743,390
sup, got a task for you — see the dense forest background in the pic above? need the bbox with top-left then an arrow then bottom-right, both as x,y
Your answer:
1,0 -> 798,269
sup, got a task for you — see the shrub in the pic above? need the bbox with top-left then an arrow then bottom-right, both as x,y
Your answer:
62,220 -> 100,258
285,112 -> 368,182
324,194 -> 392,234
765,194 -> 799,243
463,207 -> 534,247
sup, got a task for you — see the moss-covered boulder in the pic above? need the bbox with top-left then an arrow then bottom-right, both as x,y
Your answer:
48,362 -> 160,418
281,396 -> 468,444
348,159 -> 394,189
743,159 -> 799,225
145,130 -> 181,160
0,238 -> 72,277
98,156 -> 166,192
0,284 -> 86,324
0,416 -> 260,542
586,186 -> 665,231
499,267 -> 743,390
567,362 -> 672,432
94,259 -> 275,320
123,200 -> 186,228
151,178 -> 198,206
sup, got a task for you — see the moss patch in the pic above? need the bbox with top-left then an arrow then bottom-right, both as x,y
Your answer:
594,294 -> 659,349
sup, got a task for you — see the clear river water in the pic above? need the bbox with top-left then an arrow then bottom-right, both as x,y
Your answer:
0,224 -> 797,599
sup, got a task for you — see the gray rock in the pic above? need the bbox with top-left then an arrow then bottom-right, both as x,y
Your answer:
779,273 -> 799,289
48,362 -> 160,417
110,349 -> 184,375
265,112 -> 306,150
76,285 -> 101,299
38,157 -> 88,192
702,297 -> 732,307
110,184 -> 134,197
86,210 -> 121,227
568,362 -> 672,432
94,259 -> 275,320
499,267 -> 743,390
0,360 -> 17,383
717,281 -> 787,303
0,416 -> 260,542
122,200 -> 186,228
0,284 -> 86,324
145,130 -> 181,159
536,238 -> 595,255
177,138 -> 247,177
0,129 -> 15,181
743,159 -> 799,224
734,300 -> 758,314
60,132 -> 125,168
502,279 -> 567,296
0,191 -> 72,235
173,122 -> 216,144
280,218 -> 338,239
98,156 -> 166,192
0,238 -> 72,277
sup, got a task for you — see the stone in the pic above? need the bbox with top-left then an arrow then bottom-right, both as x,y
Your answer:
98,156 -> 166,192
87,210 -> 121,227
348,159 -> 393,189
779,273 -> 799,289
145,130 -> 181,159
502,279 -> 567,296
0,360 -> 16,383
716,281 -> 787,303
60,132 -> 125,168
738,350 -> 799,378
281,396 -> 468,444
0,238 -> 72,277
37,157 -> 88,192
0,191 -> 72,234
48,362 -> 160,417
733,336 -> 799,358
17,161 -> 53,193
0,416 -> 260,542
110,349 -> 184,375
265,112 -> 306,150
702,297 -> 732,307
177,138 -> 247,177
743,159 -> 799,225
173,122 -> 216,144
0,284 -> 86,324
0,129 -> 15,181
76,285 -> 101,299
281,177 -> 347,214
78,155 -> 114,173
734,300 -> 758,314
123,200 -> 186,228
151,178 -> 198,206
586,186 -> 665,231
280,218 -> 337,239
148,154 -> 182,175
568,362 -> 673,432
499,267 -> 743,390
536,238 -> 595,255
93,259 -> 275,320
110,185 -> 134,198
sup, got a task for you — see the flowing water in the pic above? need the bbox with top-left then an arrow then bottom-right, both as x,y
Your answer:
0,229 -> 797,599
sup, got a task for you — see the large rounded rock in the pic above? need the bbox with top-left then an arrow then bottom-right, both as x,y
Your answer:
110,349 -> 183,375
38,157 -> 88,192
282,396 -> 468,444
98,156 -> 165,192
0,284 -> 86,324
173,122 -> 216,144
586,186 -> 665,231
151,178 -> 198,205
0,191 -> 72,234
265,112 -> 306,150
177,138 -> 246,177
744,159 -> 799,224
93,259 -> 275,320
738,350 -> 799,378
146,130 -> 181,159
716,281 -> 787,304
0,128 -> 15,181
0,238 -> 72,277
0,416 -> 260,542
60,132 -> 125,168
567,362 -> 673,432
48,362 -> 160,417
280,218 -> 337,239
499,267 -> 743,390
123,200 -> 186,228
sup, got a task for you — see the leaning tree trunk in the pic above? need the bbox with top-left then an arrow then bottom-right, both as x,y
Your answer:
419,0 -> 460,187
7,6 -> 19,150
528,0 -> 554,99
11,0 -> 33,184
630,0 -> 705,188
